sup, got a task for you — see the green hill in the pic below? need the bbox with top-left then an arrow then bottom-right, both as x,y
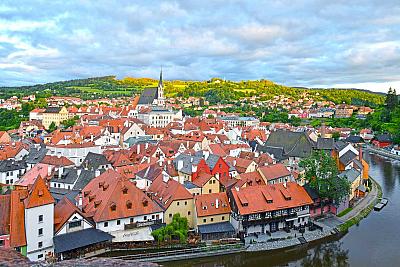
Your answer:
0,76 -> 384,106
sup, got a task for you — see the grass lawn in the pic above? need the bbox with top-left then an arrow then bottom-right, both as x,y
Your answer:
337,207 -> 353,217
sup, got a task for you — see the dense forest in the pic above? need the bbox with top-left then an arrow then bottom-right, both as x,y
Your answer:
0,76 -> 384,105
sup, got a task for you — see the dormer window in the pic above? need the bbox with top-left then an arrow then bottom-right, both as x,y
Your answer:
142,198 -> 148,207
38,190 -> 43,197
122,186 -> 128,194
83,190 -> 90,197
110,203 -> 116,211
126,200 -> 132,209
98,181 -> 104,188
103,184 -> 109,191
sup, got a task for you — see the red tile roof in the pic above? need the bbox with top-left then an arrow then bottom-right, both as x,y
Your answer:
24,176 -> 55,209
0,195 -> 11,235
149,177 -> 193,209
41,155 -> 74,167
194,192 -> 231,217
258,163 -> 291,181
9,190 -> 27,248
54,197 -> 89,233
82,169 -> 162,222
231,182 -> 313,215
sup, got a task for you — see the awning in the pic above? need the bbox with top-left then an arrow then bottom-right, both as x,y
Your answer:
111,227 -> 154,242
198,222 -> 235,234
53,228 -> 113,254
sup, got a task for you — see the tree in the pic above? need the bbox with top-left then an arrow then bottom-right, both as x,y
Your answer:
385,87 -> 398,110
152,213 -> 188,244
299,151 -> 350,214
48,121 -> 57,132
331,132 -> 340,141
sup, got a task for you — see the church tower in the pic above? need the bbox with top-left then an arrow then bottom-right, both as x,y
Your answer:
156,67 -> 165,106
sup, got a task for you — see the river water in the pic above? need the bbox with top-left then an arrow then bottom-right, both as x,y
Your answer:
164,153 -> 400,267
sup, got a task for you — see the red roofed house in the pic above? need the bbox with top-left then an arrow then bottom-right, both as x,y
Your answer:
257,163 -> 293,185
194,192 -> 235,240
6,177 -> 55,261
81,169 -> 163,240
149,177 -> 195,227
230,183 -> 313,236
0,131 -> 11,143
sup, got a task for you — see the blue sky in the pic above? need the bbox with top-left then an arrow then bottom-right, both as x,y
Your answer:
0,0 -> 399,92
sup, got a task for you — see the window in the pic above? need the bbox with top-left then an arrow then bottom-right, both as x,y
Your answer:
169,213 -> 172,218
38,242 -> 43,248
144,216 -> 147,220
185,201 -> 187,205
211,218 -> 214,222
104,222 -> 108,227
188,211 -> 191,215
0,240 -> 4,247
209,189 -> 212,193
203,219 -> 206,223
37,254 -> 43,259
38,228 -> 43,236
130,218 -> 134,223
222,216 -> 225,220
69,220 -> 82,229
117,220 -> 120,225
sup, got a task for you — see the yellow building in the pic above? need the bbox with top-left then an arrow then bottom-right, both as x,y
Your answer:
149,178 -> 195,228
194,192 -> 235,240
42,106 -> 69,129
192,172 -> 220,195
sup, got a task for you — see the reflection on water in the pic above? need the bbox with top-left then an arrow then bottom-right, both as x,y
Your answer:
300,242 -> 349,267
163,153 -> 400,267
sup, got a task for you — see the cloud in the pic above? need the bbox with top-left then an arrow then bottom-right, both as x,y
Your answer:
0,0 -> 399,92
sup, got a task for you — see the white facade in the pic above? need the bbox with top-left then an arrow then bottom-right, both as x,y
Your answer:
0,167 -> 26,185
95,212 -> 164,234
56,212 -> 93,235
46,145 -> 102,166
138,109 -> 183,128
25,204 -> 54,261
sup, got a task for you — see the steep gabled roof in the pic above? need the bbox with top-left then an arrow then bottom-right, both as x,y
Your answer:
10,190 -> 27,247
258,164 -> 291,181
0,194 -> 11,236
54,197 -> 91,233
149,177 -> 193,209
24,176 -> 55,209
264,130 -> 315,158
138,87 -> 158,105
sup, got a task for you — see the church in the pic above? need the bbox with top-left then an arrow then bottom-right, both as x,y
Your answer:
137,69 -> 166,108
136,69 -> 182,127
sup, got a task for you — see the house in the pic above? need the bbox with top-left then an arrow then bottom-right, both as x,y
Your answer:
335,104 -> 353,118
230,183 -> 313,236
0,131 -> 11,143
81,169 -> 163,242
194,192 -> 235,240
149,178 -> 195,228
338,168 -> 364,201
260,130 -> 315,168
191,171 -> 220,195
7,177 -> 55,261
80,152 -> 112,171
372,134 -> 392,148
42,106 -> 69,129
0,159 -> 28,185
257,164 -> 292,185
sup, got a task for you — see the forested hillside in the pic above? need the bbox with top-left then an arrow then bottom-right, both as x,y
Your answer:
0,76 -> 384,105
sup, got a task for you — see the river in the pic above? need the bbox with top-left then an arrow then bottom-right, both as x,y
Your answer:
163,153 -> 400,267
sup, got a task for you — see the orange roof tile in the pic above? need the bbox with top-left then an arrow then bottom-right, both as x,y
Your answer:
194,192 -> 231,217
149,177 -> 193,209
54,197 -> 89,233
82,169 -> 162,222
24,176 -> 55,209
9,190 -> 27,248
231,183 -> 313,215
258,163 -> 291,181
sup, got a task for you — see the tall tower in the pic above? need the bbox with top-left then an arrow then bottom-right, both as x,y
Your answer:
156,67 -> 165,106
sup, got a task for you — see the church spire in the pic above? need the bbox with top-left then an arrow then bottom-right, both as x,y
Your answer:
158,67 -> 163,89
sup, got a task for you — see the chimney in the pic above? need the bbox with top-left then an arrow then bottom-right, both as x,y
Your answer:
359,146 -> 363,161
215,173 -> 220,179
137,144 -> 140,154
95,169 -> 101,177
145,143 -> 149,149
283,181 -> 287,188
77,169 -> 82,177
216,198 -> 219,209
233,160 -> 236,166
48,166 -> 52,176
78,193 -> 83,210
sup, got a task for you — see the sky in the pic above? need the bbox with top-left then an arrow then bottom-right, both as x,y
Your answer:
0,0 -> 399,92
